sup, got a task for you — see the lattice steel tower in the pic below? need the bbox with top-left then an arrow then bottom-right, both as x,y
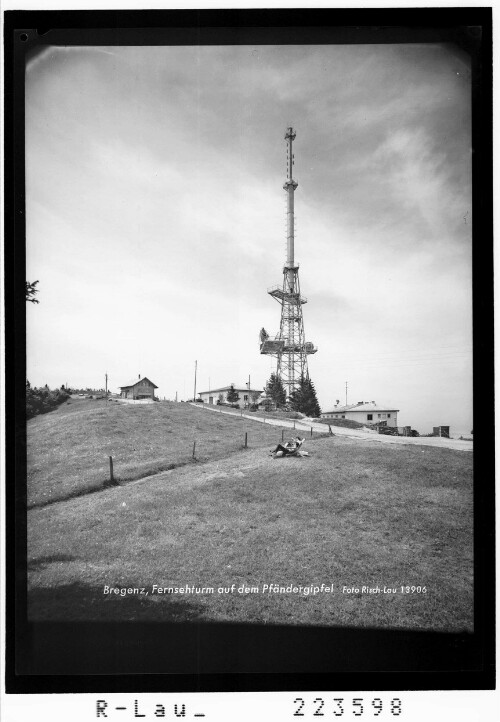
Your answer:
260,127 -> 317,400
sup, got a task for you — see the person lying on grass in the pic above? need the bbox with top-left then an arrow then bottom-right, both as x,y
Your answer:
270,437 -> 309,457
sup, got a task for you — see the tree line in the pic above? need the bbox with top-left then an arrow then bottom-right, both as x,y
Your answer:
212,375 -> 321,417
26,382 -> 70,419
265,372 -> 321,417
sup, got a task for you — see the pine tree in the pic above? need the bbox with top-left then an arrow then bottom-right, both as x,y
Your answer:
305,377 -> 321,417
265,373 -> 286,408
226,385 -> 240,405
289,376 -> 321,417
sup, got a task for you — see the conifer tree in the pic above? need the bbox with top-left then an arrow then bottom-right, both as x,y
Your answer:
226,385 -> 240,405
289,376 -> 321,417
265,372 -> 286,408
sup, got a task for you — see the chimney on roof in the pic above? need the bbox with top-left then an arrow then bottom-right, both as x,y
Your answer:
371,400 -> 375,404
139,374 -> 141,379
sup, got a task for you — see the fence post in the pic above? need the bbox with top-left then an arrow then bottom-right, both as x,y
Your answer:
294,420 -> 296,430
109,456 -> 114,484
244,432 -> 248,448
192,441 -> 196,459
282,429 -> 284,442
310,427 -> 313,438
329,425 -> 332,435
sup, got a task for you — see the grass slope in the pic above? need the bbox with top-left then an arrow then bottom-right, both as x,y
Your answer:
28,433 -> 473,632
27,399 -> 296,507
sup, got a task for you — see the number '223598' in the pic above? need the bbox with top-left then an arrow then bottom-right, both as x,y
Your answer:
293,698 -> 402,717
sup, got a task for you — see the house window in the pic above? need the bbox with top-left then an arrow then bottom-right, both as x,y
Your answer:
378,414 -> 381,418
388,414 -> 391,418
244,395 -> 248,401
342,415 -> 345,419
367,414 -> 373,420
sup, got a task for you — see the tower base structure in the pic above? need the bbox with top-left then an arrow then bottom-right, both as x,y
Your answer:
260,263 -> 317,401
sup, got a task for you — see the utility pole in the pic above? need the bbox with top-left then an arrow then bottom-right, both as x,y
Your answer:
345,380 -> 348,407
175,391 -> 178,403
247,374 -> 251,408
193,360 -> 197,402
105,372 -> 108,401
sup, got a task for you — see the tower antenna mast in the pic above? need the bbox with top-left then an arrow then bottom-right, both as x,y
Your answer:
259,128 -> 317,401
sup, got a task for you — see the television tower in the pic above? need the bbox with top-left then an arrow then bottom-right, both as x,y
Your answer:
260,127 -> 317,400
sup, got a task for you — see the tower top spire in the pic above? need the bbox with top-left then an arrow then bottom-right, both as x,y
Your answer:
284,127 -> 297,187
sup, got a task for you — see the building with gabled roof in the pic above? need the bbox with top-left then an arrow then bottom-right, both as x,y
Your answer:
321,401 -> 399,427
119,375 -> 158,400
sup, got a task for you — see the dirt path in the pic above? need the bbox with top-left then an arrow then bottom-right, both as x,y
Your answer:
189,404 -> 473,452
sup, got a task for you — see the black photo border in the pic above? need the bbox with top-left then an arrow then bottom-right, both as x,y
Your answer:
4,7 -> 495,694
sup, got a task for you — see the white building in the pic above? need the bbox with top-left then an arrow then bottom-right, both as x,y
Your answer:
321,401 -> 399,427
197,385 -> 262,408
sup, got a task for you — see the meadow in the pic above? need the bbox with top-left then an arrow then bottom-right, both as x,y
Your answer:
27,399 -> 474,631
27,398 -> 296,507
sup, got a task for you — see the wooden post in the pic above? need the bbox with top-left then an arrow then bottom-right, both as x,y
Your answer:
310,427 -> 313,438
329,425 -> 332,435
244,432 -> 248,448
282,429 -> 284,442
109,456 -> 114,483
192,441 -> 196,458
294,420 -> 296,430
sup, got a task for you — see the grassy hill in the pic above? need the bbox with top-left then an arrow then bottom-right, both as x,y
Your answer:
27,398 -> 296,507
27,401 -> 473,631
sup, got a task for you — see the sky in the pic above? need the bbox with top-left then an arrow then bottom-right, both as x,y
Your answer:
25,43 -> 472,435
